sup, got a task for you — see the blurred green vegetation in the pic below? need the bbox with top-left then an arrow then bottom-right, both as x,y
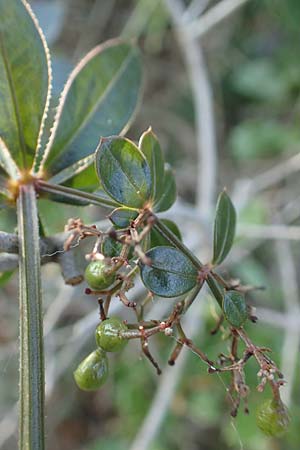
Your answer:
1,0 -> 300,449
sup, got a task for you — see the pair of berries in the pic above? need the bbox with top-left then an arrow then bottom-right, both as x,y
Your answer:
73,317 -> 128,391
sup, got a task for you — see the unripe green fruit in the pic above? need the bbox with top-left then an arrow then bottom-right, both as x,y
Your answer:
73,349 -> 109,391
84,260 -> 116,290
256,398 -> 290,437
95,317 -> 128,352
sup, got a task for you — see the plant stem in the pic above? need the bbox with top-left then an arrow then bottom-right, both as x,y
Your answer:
17,184 -> 45,450
206,274 -> 224,309
37,180 -> 120,209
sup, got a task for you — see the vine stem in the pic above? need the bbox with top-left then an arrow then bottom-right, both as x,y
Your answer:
17,184 -> 45,450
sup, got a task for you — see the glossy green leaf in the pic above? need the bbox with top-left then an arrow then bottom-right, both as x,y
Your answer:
153,164 -> 176,212
109,207 -> 139,228
212,190 -> 236,266
101,236 -> 134,260
222,290 -> 247,328
43,40 -> 142,176
95,136 -> 152,208
140,246 -> 198,297
150,218 -> 181,248
139,127 -> 165,204
0,0 -> 51,171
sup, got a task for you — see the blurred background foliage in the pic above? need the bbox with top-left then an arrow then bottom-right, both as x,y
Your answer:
1,0 -> 300,449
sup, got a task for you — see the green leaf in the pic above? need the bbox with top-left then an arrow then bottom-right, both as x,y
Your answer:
140,246 -> 198,297
0,137 -> 20,179
47,157 -> 109,206
43,40 -> 142,176
212,190 -> 236,266
150,218 -> 181,248
222,290 -> 248,328
0,172 -> 11,199
101,236 -> 123,258
153,165 -> 176,213
95,136 -> 152,208
109,207 -> 139,228
139,127 -> 165,204
48,154 -> 95,187
0,0 -> 51,171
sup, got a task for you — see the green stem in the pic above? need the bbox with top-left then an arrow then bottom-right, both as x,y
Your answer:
17,184 -> 45,450
206,274 -> 224,309
37,180 -> 120,209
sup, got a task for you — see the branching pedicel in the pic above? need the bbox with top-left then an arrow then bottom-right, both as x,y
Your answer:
68,129 -> 290,436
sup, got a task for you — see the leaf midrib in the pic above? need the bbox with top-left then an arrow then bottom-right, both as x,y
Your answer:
104,144 -> 147,203
147,262 -> 197,280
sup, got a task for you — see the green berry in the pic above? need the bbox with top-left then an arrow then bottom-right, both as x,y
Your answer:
256,398 -> 290,437
95,317 -> 128,352
73,349 -> 109,391
84,260 -> 116,290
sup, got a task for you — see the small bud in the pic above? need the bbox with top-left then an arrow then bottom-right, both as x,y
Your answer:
164,327 -> 173,336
